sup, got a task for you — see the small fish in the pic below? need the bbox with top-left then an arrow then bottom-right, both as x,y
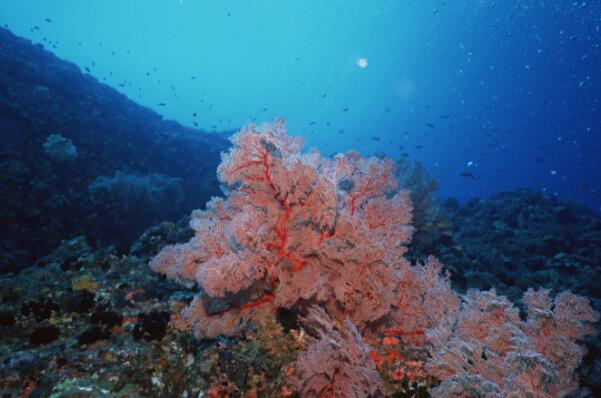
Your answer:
158,102 -> 166,106
45,18 -> 53,23
84,67 -> 90,73
321,93 -> 327,98
459,171 -> 476,179
193,113 -> 197,117
414,145 -> 423,149
372,136 -> 381,141
342,107 -> 349,112
426,123 -> 436,128
262,107 -> 268,112
309,121 -> 316,125
338,129 -> 345,134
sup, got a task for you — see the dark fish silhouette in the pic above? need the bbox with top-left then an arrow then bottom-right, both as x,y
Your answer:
45,18 -> 53,23
459,171 -> 476,179
342,107 -> 349,112
372,136 -> 381,141
158,102 -> 166,106
426,123 -> 436,128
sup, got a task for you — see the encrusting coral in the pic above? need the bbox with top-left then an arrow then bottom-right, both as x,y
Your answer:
150,119 -> 598,397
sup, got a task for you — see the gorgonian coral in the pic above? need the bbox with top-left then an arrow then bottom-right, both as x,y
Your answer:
150,119 -> 598,397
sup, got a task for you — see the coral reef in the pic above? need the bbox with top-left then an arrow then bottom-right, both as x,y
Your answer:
438,189 -> 601,302
0,190 -> 598,397
1,19 -> 598,398
42,134 -> 78,161
88,171 -> 185,238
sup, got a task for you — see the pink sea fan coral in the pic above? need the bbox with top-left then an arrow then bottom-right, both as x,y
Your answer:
149,119 -> 415,338
427,288 -> 599,397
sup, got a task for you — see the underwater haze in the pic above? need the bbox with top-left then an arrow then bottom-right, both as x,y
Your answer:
1,0 -> 600,210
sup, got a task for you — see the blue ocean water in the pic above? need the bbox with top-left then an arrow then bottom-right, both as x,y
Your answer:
1,0 -> 599,210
